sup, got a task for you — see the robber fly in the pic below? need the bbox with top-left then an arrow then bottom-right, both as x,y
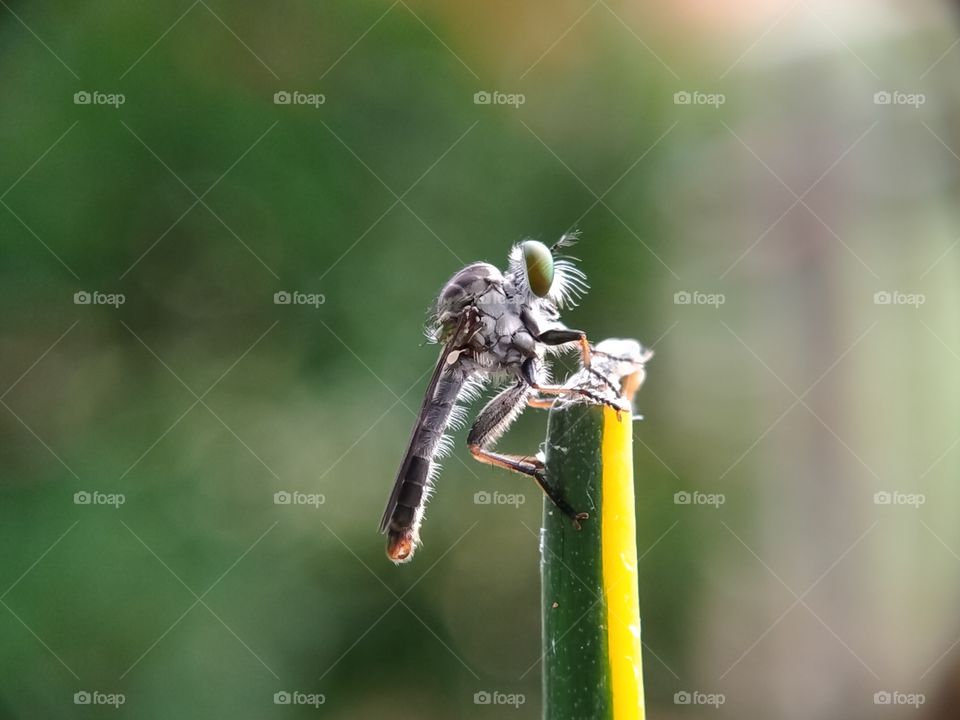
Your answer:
380,235 -> 624,563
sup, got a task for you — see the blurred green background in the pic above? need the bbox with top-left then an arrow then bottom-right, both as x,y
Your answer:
2,1 -> 960,718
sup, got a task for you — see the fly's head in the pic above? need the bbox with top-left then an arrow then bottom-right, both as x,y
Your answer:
423,236 -> 588,347
507,234 -> 588,320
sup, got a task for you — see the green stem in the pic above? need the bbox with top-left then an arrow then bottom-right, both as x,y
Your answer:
541,400 -> 645,720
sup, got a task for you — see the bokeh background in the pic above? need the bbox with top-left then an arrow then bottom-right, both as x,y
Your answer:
2,0 -> 960,717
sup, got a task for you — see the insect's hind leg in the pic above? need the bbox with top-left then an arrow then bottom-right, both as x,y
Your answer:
467,381 -> 588,528
469,447 -> 587,528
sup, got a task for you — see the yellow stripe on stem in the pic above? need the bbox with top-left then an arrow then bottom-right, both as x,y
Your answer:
601,405 -> 645,720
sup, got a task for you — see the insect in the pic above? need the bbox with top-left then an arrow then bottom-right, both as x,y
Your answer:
557,337 -> 653,406
379,235 -> 626,563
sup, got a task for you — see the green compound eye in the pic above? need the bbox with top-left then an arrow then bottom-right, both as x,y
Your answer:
521,240 -> 554,297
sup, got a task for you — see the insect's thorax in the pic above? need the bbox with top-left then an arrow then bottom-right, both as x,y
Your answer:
434,261 -> 553,375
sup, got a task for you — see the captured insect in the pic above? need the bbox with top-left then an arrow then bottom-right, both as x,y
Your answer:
379,235 -> 625,563
556,337 -> 653,406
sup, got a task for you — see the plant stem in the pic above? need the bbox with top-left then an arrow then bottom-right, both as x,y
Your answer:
541,368 -> 646,720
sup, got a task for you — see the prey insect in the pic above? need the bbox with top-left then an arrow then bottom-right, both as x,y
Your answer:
379,235 -> 623,563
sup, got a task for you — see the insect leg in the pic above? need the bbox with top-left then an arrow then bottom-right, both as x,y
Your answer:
467,381 -> 588,528
536,327 -> 625,397
536,328 -> 593,369
521,359 -> 628,414
527,396 -> 555,409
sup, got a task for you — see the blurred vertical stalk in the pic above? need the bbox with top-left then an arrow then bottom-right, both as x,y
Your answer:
541,345 -> 647,720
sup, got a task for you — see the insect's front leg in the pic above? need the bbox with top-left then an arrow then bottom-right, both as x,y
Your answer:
466,381 -> 588,528
535,326 -> 631,400
536,327 -> 593,369
526,396 -> 555,410
520,358 -> 628,415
